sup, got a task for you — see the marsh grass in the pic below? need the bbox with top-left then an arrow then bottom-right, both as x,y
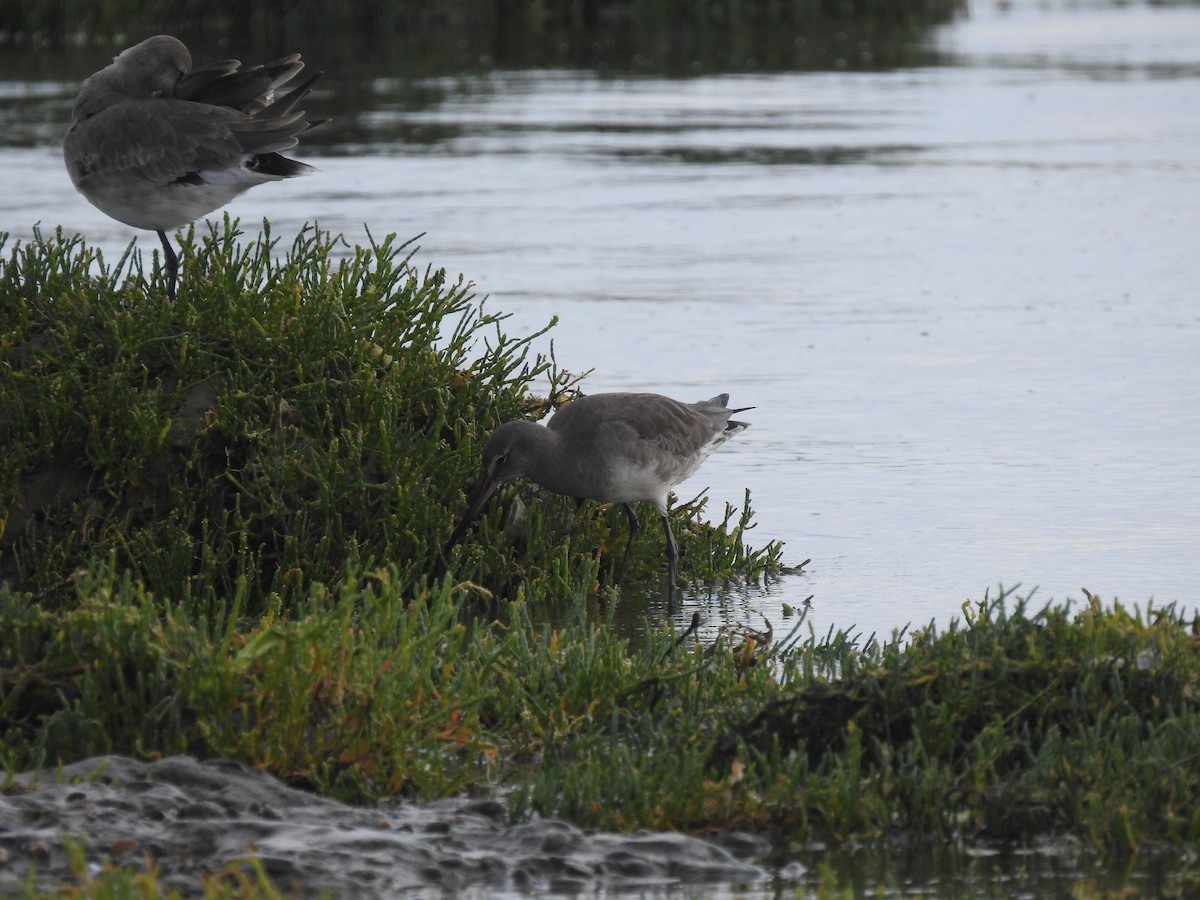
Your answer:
2,225 -> 1198,892
0,222 -> 780,781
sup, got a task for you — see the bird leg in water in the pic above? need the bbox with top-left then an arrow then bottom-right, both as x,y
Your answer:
613,502 -> 641,586
660,510 -> 679,611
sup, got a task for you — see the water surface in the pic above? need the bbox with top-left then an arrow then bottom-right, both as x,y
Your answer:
1,0 -> 1196,646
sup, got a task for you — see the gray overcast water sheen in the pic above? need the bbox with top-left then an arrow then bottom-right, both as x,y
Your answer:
2,0 -> 1197,645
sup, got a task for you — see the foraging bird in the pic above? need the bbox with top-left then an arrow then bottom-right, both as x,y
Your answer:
63,35 -> 323,300
448,392 -> 751,608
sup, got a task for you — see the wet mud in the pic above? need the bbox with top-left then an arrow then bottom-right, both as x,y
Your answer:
0,756 -> 767,897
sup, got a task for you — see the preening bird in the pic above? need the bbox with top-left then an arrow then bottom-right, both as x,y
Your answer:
63,35 -> 323,300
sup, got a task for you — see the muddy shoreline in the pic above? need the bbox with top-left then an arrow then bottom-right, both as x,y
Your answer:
0,756 -> 769,897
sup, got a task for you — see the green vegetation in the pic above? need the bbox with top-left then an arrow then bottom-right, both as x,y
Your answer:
2,226 -> 1198,900
0,221 -> 780,784
32,837 -> 293,900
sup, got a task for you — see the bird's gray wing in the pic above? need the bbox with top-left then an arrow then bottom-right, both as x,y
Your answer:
67,99 -> 308,186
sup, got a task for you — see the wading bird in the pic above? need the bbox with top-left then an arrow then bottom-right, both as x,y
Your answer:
447,392 -> 751,609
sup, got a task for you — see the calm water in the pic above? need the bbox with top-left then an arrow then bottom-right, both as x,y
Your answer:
1,0 -> 1197,650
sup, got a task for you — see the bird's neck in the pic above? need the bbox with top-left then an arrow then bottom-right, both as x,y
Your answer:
510,422 -> 569,490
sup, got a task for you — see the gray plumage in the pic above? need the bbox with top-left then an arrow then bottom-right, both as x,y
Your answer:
449,392 -> 751,608
63,35 -> 322,299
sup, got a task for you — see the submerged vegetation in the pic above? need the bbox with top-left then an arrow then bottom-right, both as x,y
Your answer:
6,0 -> 966,46
3,0 -> 964,81
1,226 -> 1198,895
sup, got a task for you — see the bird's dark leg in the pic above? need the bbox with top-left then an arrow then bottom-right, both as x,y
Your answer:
613,502 -> 640,586
660,510 -> 679,612
157,229 -> 179,301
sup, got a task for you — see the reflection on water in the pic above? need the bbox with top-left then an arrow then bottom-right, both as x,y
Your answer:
2,1 -> 965,84
781,839 -> 1200,899
0,1 -> 1197,646
1,2 -> 1198,894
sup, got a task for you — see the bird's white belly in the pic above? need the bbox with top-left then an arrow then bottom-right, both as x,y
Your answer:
601,459 -> 675,510
78,158 -> 278,232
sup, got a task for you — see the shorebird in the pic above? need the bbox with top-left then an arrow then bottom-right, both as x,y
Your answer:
63,35 -> 323,300
447,392 -> 751,608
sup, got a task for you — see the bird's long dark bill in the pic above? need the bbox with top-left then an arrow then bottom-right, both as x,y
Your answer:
444,478 -> 501,554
